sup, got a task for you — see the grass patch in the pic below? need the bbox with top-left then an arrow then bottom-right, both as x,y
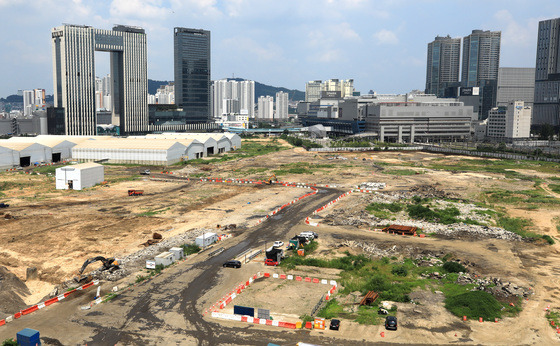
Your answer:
185,141 -> 288,165
317,299 -> 344,319
549,184 -> 560,194
137,207 -> 170,217
444,291 -> 504,321
382,169 -> 419,176
546,309 -> 560,329
355,305 -> 382,325
182,243 -> 201,255
33,165 -> 58,175
406,204 -> 475,225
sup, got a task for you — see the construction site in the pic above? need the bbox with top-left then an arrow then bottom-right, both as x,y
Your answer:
1,137 -> 560,345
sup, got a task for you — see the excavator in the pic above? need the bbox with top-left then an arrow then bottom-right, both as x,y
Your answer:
74,256 -> 121,283
264,174 -> 277,185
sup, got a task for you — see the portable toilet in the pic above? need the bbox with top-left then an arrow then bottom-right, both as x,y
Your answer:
155,252 -> 174,267
169,247 -> 184,261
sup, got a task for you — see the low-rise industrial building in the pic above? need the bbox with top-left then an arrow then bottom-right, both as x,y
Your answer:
55,162 -> 104,190
486,101 -> 532,141
6,137 -> 76,162
363,101 -> 473,143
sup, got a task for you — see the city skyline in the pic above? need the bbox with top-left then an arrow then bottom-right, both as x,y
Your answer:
0,1 -> 559,97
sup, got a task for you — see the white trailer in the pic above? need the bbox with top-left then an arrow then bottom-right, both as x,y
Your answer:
195,233 -> 218,248
155,252 -> 174,267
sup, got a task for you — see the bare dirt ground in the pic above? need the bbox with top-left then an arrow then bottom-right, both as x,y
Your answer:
1,140 -> 560,345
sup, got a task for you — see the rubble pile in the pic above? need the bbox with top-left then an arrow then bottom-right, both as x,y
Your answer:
325,189 -> 522,241
457,273 -> 532,298
100,228 -> 210,281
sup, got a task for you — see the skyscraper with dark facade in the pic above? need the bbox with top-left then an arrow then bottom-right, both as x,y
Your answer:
425,35 -> 461,98
461,30 -> 501,119
174,28 -> 211,122
533,18 -> 560,126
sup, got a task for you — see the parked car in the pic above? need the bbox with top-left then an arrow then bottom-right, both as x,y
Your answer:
272,241 -> 284,248
385,316 -> 397,330
223,260 -> 241,268
140,169 -> 151,175
0,203 -> 8,208
329,319 -> 340,330
264,258 -> 278,266
299,231 -> 317,240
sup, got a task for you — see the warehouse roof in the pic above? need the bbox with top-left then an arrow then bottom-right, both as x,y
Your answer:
73,138 -> 189,150
7,137 -> 76,148
60,162 -> 103,170
0,142 -> 48,151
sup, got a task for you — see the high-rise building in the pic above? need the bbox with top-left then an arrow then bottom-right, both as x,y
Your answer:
496,68 -> 535,107
52,24 -> 148,135
425,35 -> 461,97
461,30 -> 501,119
257,96 -> 274,119
174,27 -> 211,122
275,91 -> 288,120
534,18 -> 560,126
23,90 -> 34,116
462,30 -> 501,86
211,79 -> 254,118
305,80 -> 322,102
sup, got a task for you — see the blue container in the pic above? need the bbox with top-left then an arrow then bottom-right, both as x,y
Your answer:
16,328 -> 40,346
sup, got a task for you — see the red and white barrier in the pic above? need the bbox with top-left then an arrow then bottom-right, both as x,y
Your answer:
0,279 -> 100,327
206,272 -> 337,328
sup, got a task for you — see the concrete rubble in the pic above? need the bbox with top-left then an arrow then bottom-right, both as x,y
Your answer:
323,187 -> 523,242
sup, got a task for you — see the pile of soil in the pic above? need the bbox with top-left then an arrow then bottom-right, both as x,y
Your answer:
0,266 -> 30,317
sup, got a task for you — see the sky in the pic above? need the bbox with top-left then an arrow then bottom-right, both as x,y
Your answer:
0,0 -> 559,97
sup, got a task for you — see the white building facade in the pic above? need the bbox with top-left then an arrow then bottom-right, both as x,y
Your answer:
275,91 -> 289,120
487,101 -> 532,140
257,96 -> 274,119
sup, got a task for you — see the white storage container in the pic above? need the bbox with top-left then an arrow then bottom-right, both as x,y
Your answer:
169,247 -> 184,261
155,252 -> 174,267
195,232 -> 218,247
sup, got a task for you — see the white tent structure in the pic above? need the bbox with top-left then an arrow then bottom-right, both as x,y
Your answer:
72,139 -> 191,165
0,146 -> 18,170
7,137 -> 76,162
144,134 -> 217,157
0,141 -> 52,167
223,133 -> 241,150
55,162 -> 104,190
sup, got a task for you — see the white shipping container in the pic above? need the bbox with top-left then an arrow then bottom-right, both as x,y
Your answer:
169,247 -> 184,261
195,233 -> 218,248
155,252 -> 174,267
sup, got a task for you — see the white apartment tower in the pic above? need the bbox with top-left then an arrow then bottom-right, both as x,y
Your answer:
211,79 -> 255,118
257,96 -> 274,119
52,24 -> 148,135
23,90 -> 34,116
275,91 -> 288,120
305,80 -> 322,102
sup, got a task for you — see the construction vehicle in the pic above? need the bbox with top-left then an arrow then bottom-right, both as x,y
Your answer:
74,256 -> 121,283
264,174 -> 277,185
128,189 -> 144,196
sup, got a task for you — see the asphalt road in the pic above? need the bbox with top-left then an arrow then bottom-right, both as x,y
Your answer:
2,186 -> 370,345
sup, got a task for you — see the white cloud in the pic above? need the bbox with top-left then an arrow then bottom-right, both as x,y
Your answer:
493,9 -> 539,46
110,0 -> 169,19
222,36 -> 283,61
169,0 -> 222,18
373,29 -> 398,45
